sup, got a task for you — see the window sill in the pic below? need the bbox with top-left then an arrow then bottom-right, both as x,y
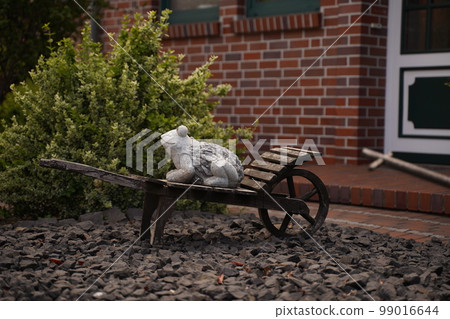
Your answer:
167,21 -> 221,38
232,12 -> 321,34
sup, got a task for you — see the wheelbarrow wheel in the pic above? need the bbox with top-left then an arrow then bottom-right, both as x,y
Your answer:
258,168 -> 329,238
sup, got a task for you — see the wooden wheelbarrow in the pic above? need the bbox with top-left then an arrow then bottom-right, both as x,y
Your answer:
40,147 -> 329,245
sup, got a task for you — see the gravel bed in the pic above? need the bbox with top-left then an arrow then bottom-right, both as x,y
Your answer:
0,207 -> 449,301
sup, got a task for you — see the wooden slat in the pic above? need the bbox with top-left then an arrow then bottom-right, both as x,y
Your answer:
244,168 -> 276,183
164,180 -> 256,195
239,177 -> 266,191
40,159 -> 146,190
270,147 -> 299,158
285,146 -> 321,158
270,147 -> 315,163
261,152 -> 297,165
250,160 -> 286,174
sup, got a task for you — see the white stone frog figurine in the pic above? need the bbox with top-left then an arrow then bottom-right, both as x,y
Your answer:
160,125 -> 244,188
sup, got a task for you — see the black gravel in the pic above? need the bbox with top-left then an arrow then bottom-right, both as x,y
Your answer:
0,208 -> 449,301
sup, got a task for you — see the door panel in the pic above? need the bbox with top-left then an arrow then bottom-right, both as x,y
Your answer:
385,0 -> 450,163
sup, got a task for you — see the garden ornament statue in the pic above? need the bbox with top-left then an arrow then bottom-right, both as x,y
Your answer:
160,125 -> 244,188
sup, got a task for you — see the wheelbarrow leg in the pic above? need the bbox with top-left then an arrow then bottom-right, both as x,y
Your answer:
140,191 -> 159,242
150,198 -> 175,246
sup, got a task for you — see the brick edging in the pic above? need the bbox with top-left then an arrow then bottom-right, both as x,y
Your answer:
325,184 -> 449,214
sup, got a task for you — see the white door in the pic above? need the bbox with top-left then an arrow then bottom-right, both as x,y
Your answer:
385,0 -> 450,163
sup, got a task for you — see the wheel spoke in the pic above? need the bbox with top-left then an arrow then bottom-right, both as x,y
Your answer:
287,176 -> 296,198
279,213 -> 292,232
299,212 -> 316,225
301,187 -> 318,201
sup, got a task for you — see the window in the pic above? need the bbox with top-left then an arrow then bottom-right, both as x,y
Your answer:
402,0 -> 450,53
161,0 -> 219,24
246,0 -> 320,18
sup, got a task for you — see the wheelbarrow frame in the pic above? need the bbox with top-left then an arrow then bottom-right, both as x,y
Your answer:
40,147 -> 329,245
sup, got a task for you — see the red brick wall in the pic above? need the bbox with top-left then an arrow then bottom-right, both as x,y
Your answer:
100,0 -> 159,45
100,0 -> 388,164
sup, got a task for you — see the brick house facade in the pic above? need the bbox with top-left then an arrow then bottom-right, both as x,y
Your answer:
98,0 -> 450,165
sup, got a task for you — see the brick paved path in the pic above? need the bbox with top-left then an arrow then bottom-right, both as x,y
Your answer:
229,204 -> 450,242
325,204 -> 450,242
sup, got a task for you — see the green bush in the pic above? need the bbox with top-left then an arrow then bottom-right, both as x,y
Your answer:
0,81 -> 29,132
0,11 -> 251,219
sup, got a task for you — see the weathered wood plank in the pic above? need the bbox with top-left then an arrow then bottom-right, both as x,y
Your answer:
250,160 -> 286,173
260,152 -> 297,165
40,158 -> 259,195
270,147 -> 314,162
239,177 -> 266,190
285,146 -> 321,158
269,147 -> 299,158
40,159 -> 146,190
244,168 -> 276,183
165,180 -> 257,195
